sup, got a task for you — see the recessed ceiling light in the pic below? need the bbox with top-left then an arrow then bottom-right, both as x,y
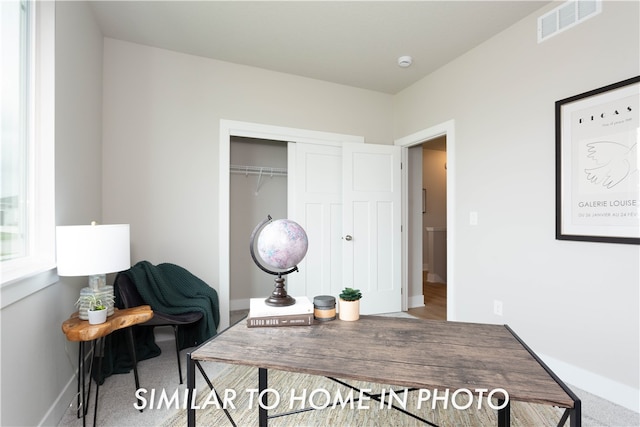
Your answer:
397,56 -> 413,68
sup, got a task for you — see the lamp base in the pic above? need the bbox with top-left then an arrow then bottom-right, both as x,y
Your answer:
77,286 -> 115,320
264,276 -> 296,307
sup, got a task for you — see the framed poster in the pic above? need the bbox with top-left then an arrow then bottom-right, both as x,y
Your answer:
556,76 -> 639,244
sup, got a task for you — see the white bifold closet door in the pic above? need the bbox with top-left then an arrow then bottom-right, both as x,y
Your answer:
287,141 -> 401,314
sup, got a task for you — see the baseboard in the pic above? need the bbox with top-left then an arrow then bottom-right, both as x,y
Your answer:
237,297 -> 428,312
154,325 -> 175,342
39,349 -> 92,427
40,375 -> 77,426
408,295 -> 425,309
236,297 -> 429,311
230,298 -> 250,311
236,297 -> 430,311
539,352 -> 640,413
427,272 -> 446,284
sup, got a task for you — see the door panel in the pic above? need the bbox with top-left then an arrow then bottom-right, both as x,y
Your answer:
288,143 -> 342,298
289,141 -> 402,314
343,143 -> 402,314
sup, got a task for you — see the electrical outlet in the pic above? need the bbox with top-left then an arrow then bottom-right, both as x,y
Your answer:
493,300 -> 503,316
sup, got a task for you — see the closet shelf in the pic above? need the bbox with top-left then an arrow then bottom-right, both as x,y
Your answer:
230,164 -> 287,177
230,164 -> 287,195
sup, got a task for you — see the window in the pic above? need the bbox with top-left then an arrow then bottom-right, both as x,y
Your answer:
2,0 -> 29,263
1,0 -> 55,305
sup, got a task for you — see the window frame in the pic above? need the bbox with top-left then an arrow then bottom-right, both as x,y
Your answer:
1,0 -> 56,308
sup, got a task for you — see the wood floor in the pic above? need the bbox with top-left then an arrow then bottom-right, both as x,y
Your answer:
408,273 -> 447,320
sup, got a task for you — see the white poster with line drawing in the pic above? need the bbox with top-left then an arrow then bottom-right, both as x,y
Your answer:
556,76 -> 639,244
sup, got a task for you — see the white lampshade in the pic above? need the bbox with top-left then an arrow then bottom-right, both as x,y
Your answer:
56,224 -> 131,276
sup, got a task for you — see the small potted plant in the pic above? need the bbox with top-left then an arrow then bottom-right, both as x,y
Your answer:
76,294 -> 113,325
338,287 -> 362,321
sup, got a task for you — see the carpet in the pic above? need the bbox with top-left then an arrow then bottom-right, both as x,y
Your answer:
161,364 -> 565,426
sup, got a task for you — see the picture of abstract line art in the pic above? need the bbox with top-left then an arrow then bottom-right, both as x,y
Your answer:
556,75 -> 639,244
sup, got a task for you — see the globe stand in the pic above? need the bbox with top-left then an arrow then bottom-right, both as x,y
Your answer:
264,276 -> 296,307
250,215 -> 308,308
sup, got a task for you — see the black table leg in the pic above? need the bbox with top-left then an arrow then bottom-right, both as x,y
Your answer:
126,327 -> 143,412
571,401 -> 582,427
497,399 -> 510,427
77,341 -> 86,426
92,337 -> 105,427
81,340 -> 97,426
259,368 -> 268,427
187,352 -> 196,427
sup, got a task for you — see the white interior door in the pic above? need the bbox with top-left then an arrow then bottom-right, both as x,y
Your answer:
289,141 -> 402,314
287,142 -> 343,298
342,142 -> 402,314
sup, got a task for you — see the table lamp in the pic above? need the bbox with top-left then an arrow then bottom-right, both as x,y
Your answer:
56,222 -> 130,320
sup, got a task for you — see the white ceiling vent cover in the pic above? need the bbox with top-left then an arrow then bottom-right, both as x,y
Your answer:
538,0 -> 602,43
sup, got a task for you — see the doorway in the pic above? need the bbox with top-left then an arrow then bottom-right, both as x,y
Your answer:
396,120 -> 455,321
417,137 -> 447,320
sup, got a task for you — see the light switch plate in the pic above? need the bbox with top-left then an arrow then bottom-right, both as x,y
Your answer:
470,211 -> 478,226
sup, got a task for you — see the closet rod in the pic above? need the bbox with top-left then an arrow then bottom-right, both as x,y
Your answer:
230,164 -> 287,176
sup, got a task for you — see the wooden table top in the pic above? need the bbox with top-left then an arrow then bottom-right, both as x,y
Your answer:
61,305 -> 154,342
191,315 -> 576,409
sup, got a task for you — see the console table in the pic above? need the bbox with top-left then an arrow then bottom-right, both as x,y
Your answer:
186,315 -> 580,426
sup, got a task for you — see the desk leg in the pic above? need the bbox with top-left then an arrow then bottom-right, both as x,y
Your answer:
187,352 -> 196,427
497,399 -> 510,427
571,400 -> 582,427
259,368 -> 268,427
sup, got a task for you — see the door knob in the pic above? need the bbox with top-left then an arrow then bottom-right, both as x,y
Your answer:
344,235 -> 353,241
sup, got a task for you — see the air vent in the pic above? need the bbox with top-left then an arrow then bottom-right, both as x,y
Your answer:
538,0 -> 602,43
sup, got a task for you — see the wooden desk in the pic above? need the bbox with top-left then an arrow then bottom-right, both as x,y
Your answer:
62,306 -> 153,427
187,315 -> 580,427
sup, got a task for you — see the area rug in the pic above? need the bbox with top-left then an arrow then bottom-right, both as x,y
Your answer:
161,363 -> 565,426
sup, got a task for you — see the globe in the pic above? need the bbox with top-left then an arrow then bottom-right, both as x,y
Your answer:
257,219 -> 308,270
250,216 -> 308,306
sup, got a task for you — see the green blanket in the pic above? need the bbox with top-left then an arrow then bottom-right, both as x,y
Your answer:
120,260 -> 220,345
97,261 -> 220,382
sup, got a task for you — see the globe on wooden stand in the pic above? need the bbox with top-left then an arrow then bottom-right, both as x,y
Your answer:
249,215 -> 308,307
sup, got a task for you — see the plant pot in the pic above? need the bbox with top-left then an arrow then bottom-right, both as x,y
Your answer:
88,308 -> 108,325
338,299 -> 360,321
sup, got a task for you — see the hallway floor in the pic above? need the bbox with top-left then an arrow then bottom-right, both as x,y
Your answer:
408,276 -> 446,320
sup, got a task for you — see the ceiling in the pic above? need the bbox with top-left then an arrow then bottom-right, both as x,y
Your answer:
88,1 -> 549,94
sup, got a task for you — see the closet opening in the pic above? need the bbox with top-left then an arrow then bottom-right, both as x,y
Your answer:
229,136 -> 287,324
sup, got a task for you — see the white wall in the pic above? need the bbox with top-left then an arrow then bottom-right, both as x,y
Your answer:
101,38 -> 395,313
394,1 -> 639,411
0,1 -> 104,425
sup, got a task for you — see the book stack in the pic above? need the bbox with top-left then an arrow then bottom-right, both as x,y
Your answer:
247,296 -> 315,327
